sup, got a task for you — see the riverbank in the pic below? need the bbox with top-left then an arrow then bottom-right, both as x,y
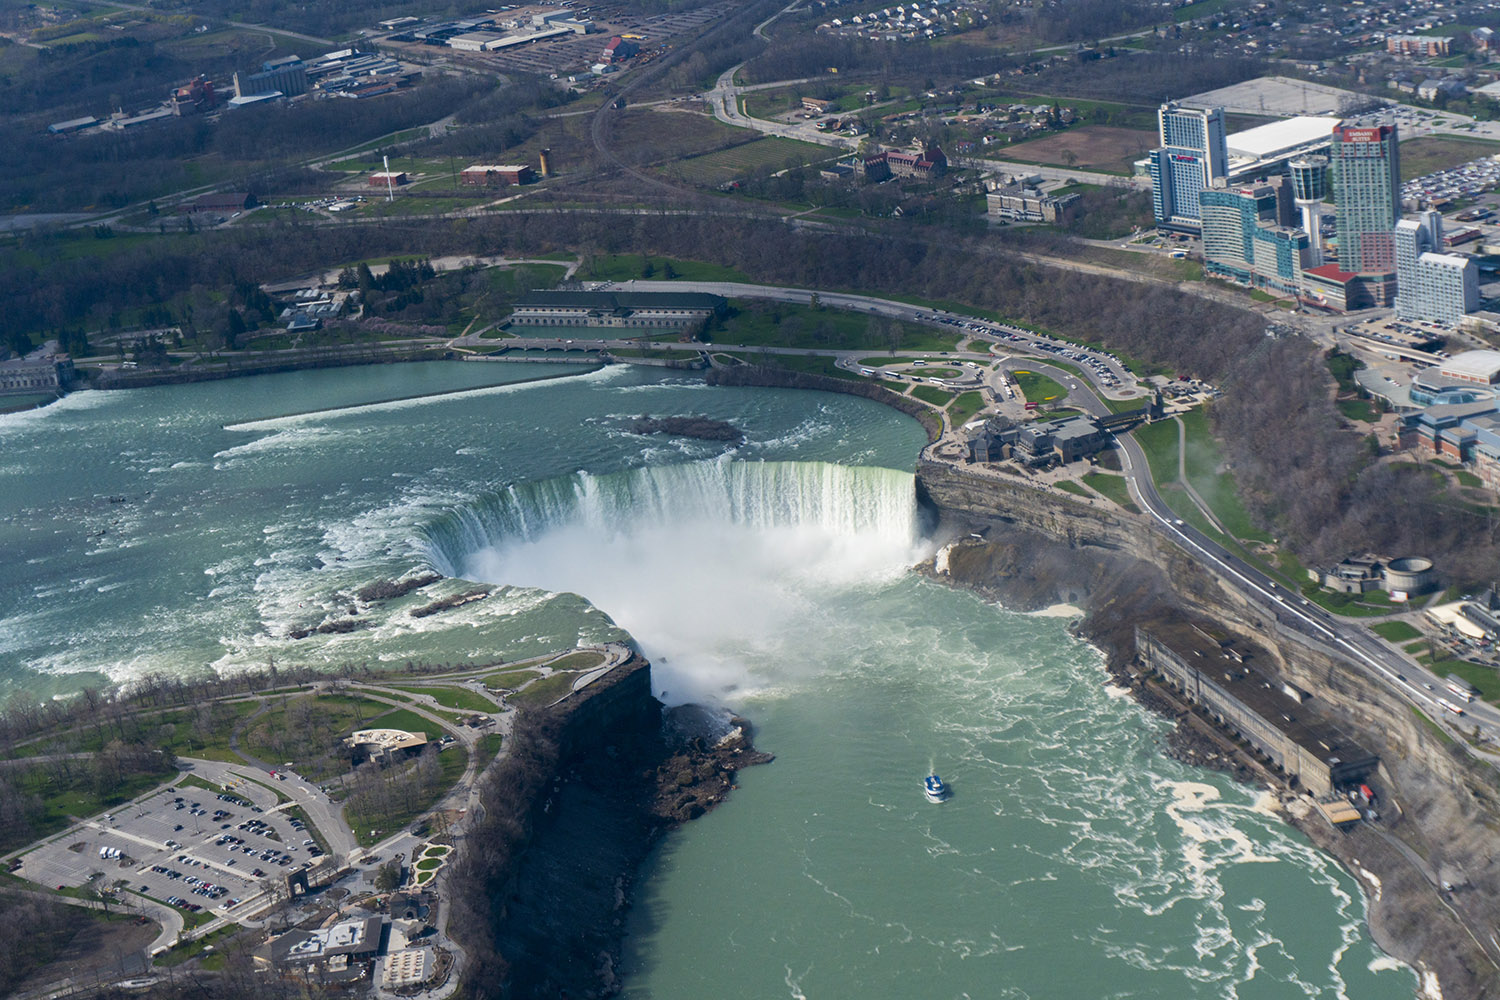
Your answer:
448,655 -> 772,999
916,466 -> 1500,1000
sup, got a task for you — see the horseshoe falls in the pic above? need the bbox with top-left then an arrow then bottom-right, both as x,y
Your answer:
0,361 -> 1414,997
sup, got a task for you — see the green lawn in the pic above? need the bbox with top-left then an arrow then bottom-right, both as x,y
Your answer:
349,744 -> 468,848
948,391 -> 986,427
474,733 -> 503,771
362,708 -> 452,742
509,672 -> 585,709
1012,370 -> 1068,404
1175,409 -> 1272,543
2,768 -> 172,855
1372,621 -> 1423,642
483,668 -> 542,690
1054,479 -> 1090,498
1337,397 -> 1380,423
384,685 -> 500,713
668,136 -> 833,186
547,651 -> 605,671
1082,471 -> 1138,512
767,355 -> 864,381
1431,659 -> 1500,703
911,385 -> 954,406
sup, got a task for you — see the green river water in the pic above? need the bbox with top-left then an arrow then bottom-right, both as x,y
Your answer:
0,361 -> 1415,998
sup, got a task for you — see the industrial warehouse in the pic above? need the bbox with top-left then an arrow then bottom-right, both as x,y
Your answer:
1136,622 -> 1379,799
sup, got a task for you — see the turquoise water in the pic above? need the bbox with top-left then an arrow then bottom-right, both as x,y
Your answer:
0,362 -> 1414,997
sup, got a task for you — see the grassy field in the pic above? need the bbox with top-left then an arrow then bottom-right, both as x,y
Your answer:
1175,409 -> 1271,543
1081,471 -> 1138,512
1012,370 -> 1068,404
547,651 -> 606,671
2,768 -> 171,854
666,136 -> 833,186
949,391 -> 985,427
473,733 -> 503,771
1000,126 -> 1156,176
911,385 -> 954,406
349,744 -> 468,848
1400,136 -> 1500,181
1432,659 -> 1500,703
363,707 -> 451,742
383,685 -> 499,713
482,668 -> 542,690
509,672 -> 584,708
1054,479 -> 1090,498
1372,621 -> 1424,642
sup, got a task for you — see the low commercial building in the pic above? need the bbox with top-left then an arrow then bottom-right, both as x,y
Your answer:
460,164 -> 535,186
1439,350 -> 1500,386
510,290 -> 725,330
986,183 -> 1081,224
369,171 -> 409,187
346,728 -> 428,764
1138,623 -> 1378,798
48,116 -> 97,135
266,914 -> 385,981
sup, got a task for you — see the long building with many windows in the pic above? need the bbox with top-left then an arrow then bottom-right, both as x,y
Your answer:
1332,123 -> 1400,276
1201,178 -> 1310,297
1148,103 -> 1228,233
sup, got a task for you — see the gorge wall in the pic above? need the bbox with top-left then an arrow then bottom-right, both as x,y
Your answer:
915,459 -> 1500,999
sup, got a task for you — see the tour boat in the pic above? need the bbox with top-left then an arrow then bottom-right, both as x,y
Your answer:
924,774 -> 949,803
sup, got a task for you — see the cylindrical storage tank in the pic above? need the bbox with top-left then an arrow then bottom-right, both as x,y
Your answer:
538,148 -> 553,178
1385,556 -> 1435,594
1290,155 -> 1328,203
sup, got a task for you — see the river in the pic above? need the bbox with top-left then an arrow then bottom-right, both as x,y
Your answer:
0,361 -> 1415,997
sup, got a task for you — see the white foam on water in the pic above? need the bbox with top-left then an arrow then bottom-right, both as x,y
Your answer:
1030,602 -> 1083,618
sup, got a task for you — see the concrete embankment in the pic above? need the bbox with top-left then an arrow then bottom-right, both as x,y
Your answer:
915,458 -> 1500,999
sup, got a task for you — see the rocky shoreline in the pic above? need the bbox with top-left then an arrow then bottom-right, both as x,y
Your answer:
916,476 -> 1500,1000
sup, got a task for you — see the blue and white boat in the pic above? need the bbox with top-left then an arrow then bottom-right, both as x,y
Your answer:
923,774 -> 948,803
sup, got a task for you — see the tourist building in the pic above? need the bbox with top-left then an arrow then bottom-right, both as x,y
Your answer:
1394,210 -> 1478,327
1332,124 -> 1401,278
1147,102 -> 1228,232
1200,178 -> 1311,298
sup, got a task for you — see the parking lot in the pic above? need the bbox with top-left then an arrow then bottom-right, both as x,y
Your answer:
17,771 -> 324,922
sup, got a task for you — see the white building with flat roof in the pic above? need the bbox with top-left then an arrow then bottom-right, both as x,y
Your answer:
1225,116 -> 1340,180
1440,350 -> 1500,384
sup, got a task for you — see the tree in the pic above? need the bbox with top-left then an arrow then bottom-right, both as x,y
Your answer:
375,860 -> 403,892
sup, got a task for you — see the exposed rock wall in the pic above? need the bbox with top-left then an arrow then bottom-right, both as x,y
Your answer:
916,459 -> 1500,998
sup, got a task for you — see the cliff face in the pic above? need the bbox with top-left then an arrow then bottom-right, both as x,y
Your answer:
916,459 -> 1500,998
458,655 -> 771,1000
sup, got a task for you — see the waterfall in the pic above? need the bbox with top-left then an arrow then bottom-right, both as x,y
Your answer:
417,458 -> 935,706
418,458 -> 929,577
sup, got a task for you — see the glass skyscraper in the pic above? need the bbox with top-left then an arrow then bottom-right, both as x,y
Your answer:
1148,102 -> 1228,231
1332,123 -> 1400,274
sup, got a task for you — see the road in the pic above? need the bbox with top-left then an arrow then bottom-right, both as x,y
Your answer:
508,277 -> 1500,750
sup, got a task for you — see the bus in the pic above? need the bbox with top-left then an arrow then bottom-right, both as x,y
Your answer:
1445,674 -> 1478,702
1442,699 -> 1466,716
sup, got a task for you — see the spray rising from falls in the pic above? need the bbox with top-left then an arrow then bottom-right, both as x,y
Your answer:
418,459 -> 936,705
